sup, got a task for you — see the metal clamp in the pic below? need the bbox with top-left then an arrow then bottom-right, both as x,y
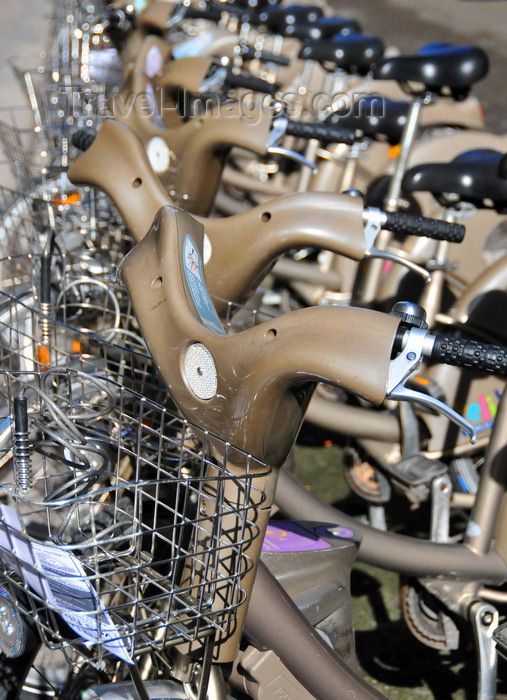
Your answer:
469,600 -> 499,700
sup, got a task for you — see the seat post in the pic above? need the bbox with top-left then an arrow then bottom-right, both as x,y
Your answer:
358,97 -> 426,304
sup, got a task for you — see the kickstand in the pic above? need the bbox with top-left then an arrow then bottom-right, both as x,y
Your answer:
469,600 -> 499,700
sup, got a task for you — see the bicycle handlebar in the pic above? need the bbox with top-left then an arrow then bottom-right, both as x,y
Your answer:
285,119 -> 357,145
239,44 -> 290,66
71,129 -> 96,152
430,334 -> 507,377
184,4 -> 223,22
381,211 -> 465,243
224,70 -> 280,95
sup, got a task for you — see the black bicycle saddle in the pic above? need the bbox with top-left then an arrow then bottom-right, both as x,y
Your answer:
283,16 -> 360,41
373,44 -> 489,99
498,153 -> 507,180
299,34 -> 385,75
254,4 -> 323,30
402,150 -> 507,212
327,96 -> 409,145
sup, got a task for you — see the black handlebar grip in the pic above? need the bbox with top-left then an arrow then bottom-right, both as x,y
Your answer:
71,129 -> 96,152
431,335 -> 507,377
285,119 -> 356,146
383,211 -> 465,243
240,45 -> 290,66
224,71 -> 280,95
184,4 -> 223,21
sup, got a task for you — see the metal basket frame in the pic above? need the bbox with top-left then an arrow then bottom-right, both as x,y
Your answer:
0,253 -> 157,400
0,369 -> 269,667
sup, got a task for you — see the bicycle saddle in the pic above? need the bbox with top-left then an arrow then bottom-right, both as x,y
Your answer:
299,34 -> 385,75
118,205 -> 399,469
373,44 -> 489,99
402,149 -> 507,212
498,152 -> 507,179
327,96 -> 409,145
253,4 -> 323,31
283,16 -> 361,41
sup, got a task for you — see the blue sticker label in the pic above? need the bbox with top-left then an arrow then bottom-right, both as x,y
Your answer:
183,235 -> 225,335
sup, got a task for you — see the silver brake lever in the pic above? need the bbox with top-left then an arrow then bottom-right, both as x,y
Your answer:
268,116 -> 289,148
166,5 -> 188,28
386,326 -> 477,444
266,146 -> 318,173
363,207 -> 431,283
364,248 -> 431,283
199,66 -> 228,93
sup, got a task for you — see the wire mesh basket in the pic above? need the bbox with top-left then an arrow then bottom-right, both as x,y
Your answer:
49,1 -> 123,90
10,59 -> 111,152
0,132 -> 129,254
0,102 -> 108,192
0,254 -> 157,400
9,1 -> 122,150
0,369 -> 269,665
0,251 -> 277,372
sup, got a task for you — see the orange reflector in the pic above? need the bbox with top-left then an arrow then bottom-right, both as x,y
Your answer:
413,376 -> 430,386
323,439 -> 333,447
388,143 -> 401,159
71,340 -> 82,354
37,346 -> 51,365
53,191 -> 80,206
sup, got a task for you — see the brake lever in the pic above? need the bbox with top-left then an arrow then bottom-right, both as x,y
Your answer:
363,208 -> 432,283
199,66 -> 228,93
268,116 -> 289,148
166,5 -> 188,28
266,146 -> 318,173
386,326 -> 477,444
364,248 -> 431,282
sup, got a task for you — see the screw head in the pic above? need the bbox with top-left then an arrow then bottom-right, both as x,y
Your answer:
482,612 -> 494,626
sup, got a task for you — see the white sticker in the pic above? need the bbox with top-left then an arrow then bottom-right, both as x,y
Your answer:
145,45 -> 164,78
0,505 -> 132,664
203,233 -> 212,265
147,137 -> 172,174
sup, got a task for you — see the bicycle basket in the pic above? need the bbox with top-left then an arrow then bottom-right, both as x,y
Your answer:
0,369 -> 270,665
0,254 -> 160,402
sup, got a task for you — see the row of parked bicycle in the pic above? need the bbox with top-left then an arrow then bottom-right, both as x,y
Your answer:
0,0 -> 506,698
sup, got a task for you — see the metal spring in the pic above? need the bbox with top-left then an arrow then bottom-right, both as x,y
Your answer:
13,397 -> 32,495
39,301 -> 52,348
13,432 -> 32,495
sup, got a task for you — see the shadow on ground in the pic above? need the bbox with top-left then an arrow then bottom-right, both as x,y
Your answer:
294,442 -> 507,699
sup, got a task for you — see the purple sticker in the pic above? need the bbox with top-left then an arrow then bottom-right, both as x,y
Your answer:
315,525 -> 355,540
262,522 -> 331,553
